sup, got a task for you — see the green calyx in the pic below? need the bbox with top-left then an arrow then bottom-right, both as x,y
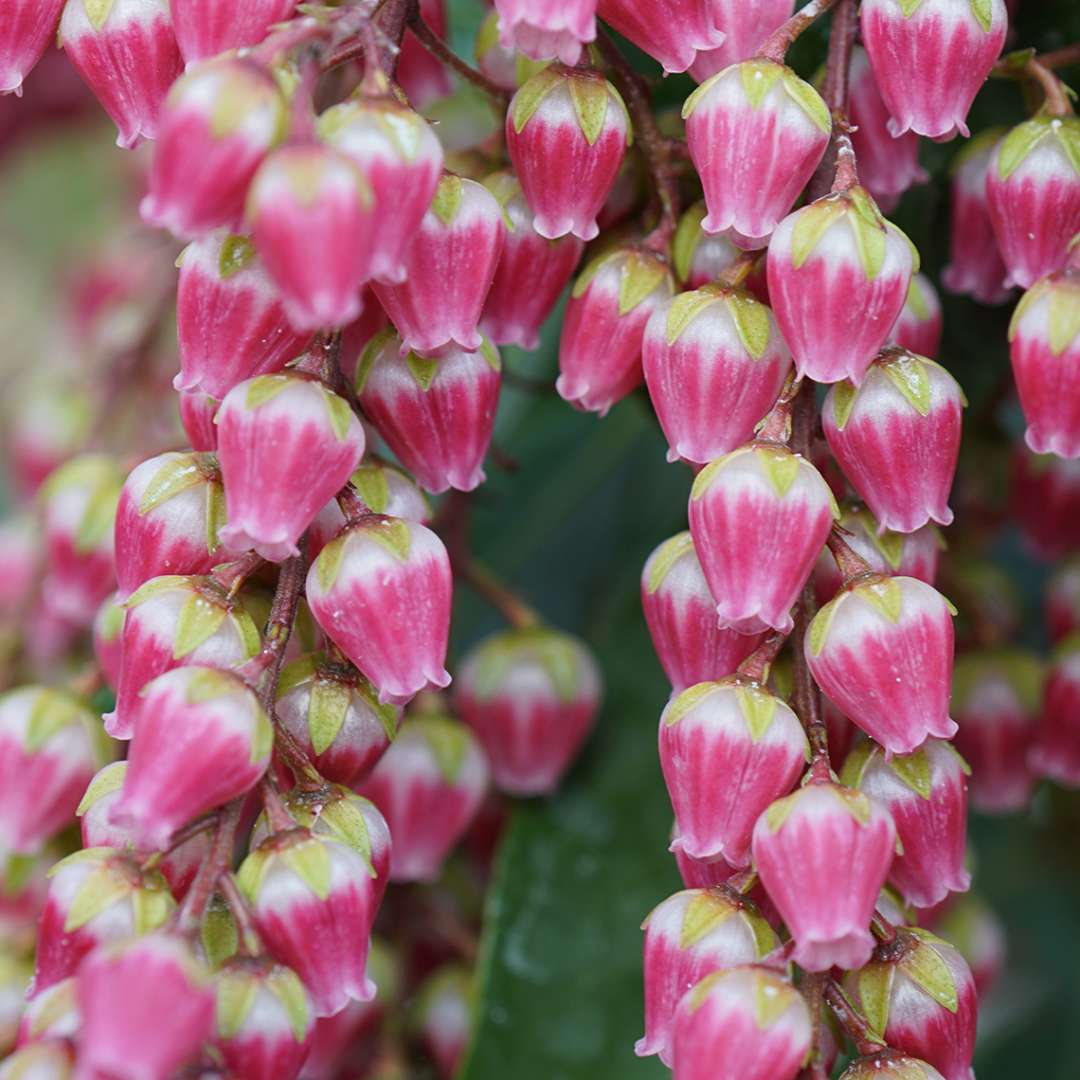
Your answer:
315,518 -> 413,593
76,760 -> 127,816
137,452 -> 207,516
808,577 -> 906,656
951,649 -> 1044,714
40,454 -> 123,555
238,832 -> 333,902
287,788 -> 378,875
664,286 -> 772,360
645,531 -> 695,594
19,686 -> 96,754
1009,276 -> 1080,357
997,114 -> 1080,182
467,626 -> 590,704
511,66 -> 629,147
764,782 -> 871,833
408,714 -> 476,784
217,235 -> 256,279
54,851 -> 175,936
672,202 -> 708,284
571,248 -> 673,315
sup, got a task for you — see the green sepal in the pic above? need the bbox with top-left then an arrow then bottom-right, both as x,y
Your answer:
859,577 -> 904,624
319,797 -> 375,872
746,907 -> 779,957
848,187 -> 887,281
25,977 -> 77,1039
753,972 -> 797,1029
672,202 -> 707,283
469,627 -> 585,703
1049,281 -> 1080,355
216,972 -> 260,1039
969,0 -> 994,32
206,480 -> 226,555
76,761 -> 127,816
125,575 -> 191,609
474,10 -> 500,59
320,387 -> 354,441
738,60 -> 783,110
881,354 -> 933,416
725,291 -> 772,360
98,594 -> 126,642
183,667 -> 240,704
308,677 -> 352,755
1058,117 -> 1080,179
283,837 -> 332,900
245,374 -> 293,411
138,454 -> 203,515
510,66 -> 564,133
681,68 -> 724,120
202,896 -> 240,969
315,534 -> 349,593
758,447 -> 800,499
570,249 -> 617,299
370,106 -> 429,163
479,336 -> 501,372
354,327 -> 398,395
218,235 -> 256,279
835,785 -> 872,825
905,277 -> 930,321
358,518 -> 412,562
618,252 -> 671,316
83,0 -> 116,31
839,738 -> 876,790
829,381 -> 857,430
131,878 -> 176,935
250,705 -> 273,766
808,594 -> 841,656
664,287 -> 723,345
75,485 -> 120,554
679,891 -> 736,949
406,352 -> 440,390
889,748 -> 933,799
898,932 -> 959,1012
689,455 -> 727,502
568,74 -> 611,146
662,681 -> 720,727
173,593 -> 228,659
997,117 -> 1051,181
268,967 -> 311,1042
790,197 -> 849,270
734,684 -> 779,743
645,532 -> 694,594
414,715 -> 472,783
24,688 -> 92,753
430,174 -> 465,226
232,605 -> 262,660
63,864 -> 130,932
856,964 -> 893,1037
898,0 -> 925,15
47,847 -> 113,878
351,464 -> 390,513
781,69 -> 831,134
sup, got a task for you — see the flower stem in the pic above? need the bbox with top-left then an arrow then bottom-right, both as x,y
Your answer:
457,559 -> 541,630
826,528 -> 874,583
756,0 -> 842,64
824,980 -> 887,1056
737,631 -> 789,683
407,9 -> 510,103
1036,42 -> 1080,71
1024,57 -> 1074,116
799,972 -> 831,1080
218,870 -> 263,956
177,800 -> 244,932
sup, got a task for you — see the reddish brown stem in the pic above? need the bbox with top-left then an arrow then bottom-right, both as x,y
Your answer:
209,551 -> 265,598
826,529 -> 874,583
1025,57 -> 1074,116
1037,42 -> 1080,71
757,0 -> 842,63
457,560 -> 540,630
738,631 -> 789,683
337,483 -> 374,525
799,972 -> 830,1080
377,0 -> 417,75
218,871 -> 263,957
407,10 -> 510,103
824,981 -> 887,1056
871,910 -> 899,945
177,800 -> 243,931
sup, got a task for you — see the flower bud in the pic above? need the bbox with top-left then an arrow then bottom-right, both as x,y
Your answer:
1009,268 -> 1080,458
846,928 -> 977,1080
92,593 -> 125,690
986,115 -> 1080,289
0,1042 -> 74,1079
1030,633 -> 1080,787
59,0 -> 183,149
397,0 -> 453,109
175,232 -> 312,400
688,1 -> 796,81
841,1053 -> 947,1080
595,0 -> 726,75
558,245 -> 674,415
171,0 -> 297,63
356,330 -> 501,495
414,966 -> 473,1079
276,653 -> 398,786
823,350 -> 964,533
660,681 -> 809,866
494,0 -> 596,65
455,626 -> 601,796
33,849 -> 175,994
642,533 -> 766,692
644,285 -> 792,465
213,959 -> 315,1080
372,175 -> 505,356
753,782 -> 896,970
891,274 -> 943,358
636,888 -> 777,1065
217,374 -> 365,561
358,714 -> 489,883
179,390 -> 220,451
479,171 -> 584,349
141,56 -> 287,237
474,11 -> 521,92
671,837 -> 737,890
506,65 -> 630,241
7,382 -> 92,501
77,932 -> 214,1078
105,574 -> 260,739
689,445 -> 838,633
0,687 -> 103,857
17,976 -> 79,1047
306,518 -> 452,705
0,0 -> 65,95
669,967 -> 812,1080
842,739 -> 971,909
1012,447 -> 1080,560
932,894 -> 1005,998
860,0 -> 1007,140
683,60 -> 830,241
671,202 -> 744,291
768,187 -> 917,384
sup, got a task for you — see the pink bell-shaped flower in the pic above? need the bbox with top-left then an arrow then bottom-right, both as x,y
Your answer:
358,714 -> 489,883
689,444 -> 838,634
861,0 -> 1008,141
767,186 -> 917,384
595,0 -> 726,75
475,11 -> 519,92
986,114 -> 1080,290
683,59 -> 831,242
806,575 -> 958,756
637,888 -> 777,1066
659,679 -> 809,867
506,64 -> 630,241
171,0 -> 297,64
77,932 -> 215,1078
179,390 -> 219,450
753,781 -> 897,971
479,171 -> 584,349
174,232 -> 312,400
355,330 -> 501,495
1009,264 -> 1080,457
558,245 -> 674,416
643,283 -> 792,465
114,451 -> 225,600
248,144 -> 378,332
494,0 -> 596,65
0,0 -> 65,95
141,56 -> 287,238
93,592 -> 125,690
891,274 -> 944,357
397,0 -> 453,109
1029,635 -> 1080,787
641,532 -> 766,692
842,739 -> 971,909
275,652 -> 399,787
1011,446 -> 1080,559
16,976 -> 80,1047
372,175 -> 504,356
822,349 -> 965,533
688,0 -> 795,82
455,626 -> 602,796
306,517 -> 452,705
671,202 -> 745,290
669,967 -> 812,1080
59,0 -> 183,149
217,373 -> 365,561
415,966 -> 473,1080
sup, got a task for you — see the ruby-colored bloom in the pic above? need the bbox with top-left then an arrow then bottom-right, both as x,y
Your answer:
842,738 -> 971,909
92,593 -> 125,690
494,0 -> 596,65
217,373 -> 365,561
77,933 -> 214,1079
415,966 -> 474,1079
986,115 -> 1080,289
480,171 -> 584,350
688,0 -> 795,82
637,888 -> 777,1065
1009,267 -> 1080,457
861,0 -> 1008,141
596,0 -> 726,74
0,0 -> 65,95
689,444 -> 838,634
356,330 -> 501,495
455,626 -> 601,796
660,680 -> 809,866
942,129 -> 1012,305
670,967 -> 812,1080
179,390 -> 219,451
59,0 -> 182,149
952,649 -> 1042,812
892,273 -> 943,358
558,245 -> 674,415
506,65 -> 630,242
0,686 -> 102,856
683,60 -> 831,241
306,518 -> 452,705
671,202 -> 745,291
822,349 -> 964,533
358,714 -> 489,883
644,283 -> 792,465
1030,635 -> 1080,787
175,232 -> 312,399
141,57 -> 286,238
768,187 -> 917,384
171,0 -> 297,64
248,144 -> 377,332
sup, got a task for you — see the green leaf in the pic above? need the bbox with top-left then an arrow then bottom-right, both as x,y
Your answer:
898,936 -> 959,1012
308,677 -> 351,755
76,761 -> 126,816
138,454 -> 202,515
829,381 -> 858,430
360,518 -> 412,562
738,61 -> 783,109
218,235 -> 256,279
510,67 -> 563,134
315,534 -> 349,593
216,973 -> 259,1038
431,174 -> 465,226
724,291 -> 771,360
664,288 -> 722,346
173,594 -> 227,659
856,965 -> 894,1037
245,374 -> 293,411
65,865 -> 129,932
283,838 -> 332,900
881,354 -> 933,415
83,0 -> 115,31
679,891 -> 735,949
618,253 -> 670,316
645,532 -> 694,595
889,749 -> 933,799
997,118 -> 1051,181
1049,282 -> 1080,356
781,70 -> 832,134
321,387 -> 354,441
662,681 -> 720,727
758,448 -> 800,499
568,75 -> 610,147
734,685 -> 779,742
268,967 -> 311,1042
969,0 -> 993,32
790,198 -> 848,270
406,352 -> 441,390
